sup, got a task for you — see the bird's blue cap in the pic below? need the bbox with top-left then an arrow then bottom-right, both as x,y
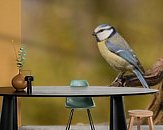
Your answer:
94,24 -> 112,34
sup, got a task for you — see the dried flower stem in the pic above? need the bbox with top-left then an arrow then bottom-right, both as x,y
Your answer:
11,40 -> 26,71
11,40 -> 18,59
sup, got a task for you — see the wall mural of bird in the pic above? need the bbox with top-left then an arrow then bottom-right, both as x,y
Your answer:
92,24 -> 149,88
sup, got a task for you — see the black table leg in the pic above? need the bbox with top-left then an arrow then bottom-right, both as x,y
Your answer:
0,96 -> 18,130
110,96 -> 127,130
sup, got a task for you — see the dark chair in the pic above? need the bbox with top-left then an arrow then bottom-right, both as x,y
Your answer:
65,80 -> 95,130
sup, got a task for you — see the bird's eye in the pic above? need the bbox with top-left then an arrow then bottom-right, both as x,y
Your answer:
98,29 -> 105,33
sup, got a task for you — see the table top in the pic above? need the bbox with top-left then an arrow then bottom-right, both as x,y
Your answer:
0,86 -> 158,97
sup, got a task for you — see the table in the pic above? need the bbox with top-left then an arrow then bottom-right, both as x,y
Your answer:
0,86 -> 158,130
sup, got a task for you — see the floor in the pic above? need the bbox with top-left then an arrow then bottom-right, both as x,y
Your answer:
19,125 -> 163,130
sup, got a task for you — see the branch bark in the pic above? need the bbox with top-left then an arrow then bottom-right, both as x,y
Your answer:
111,58 -> 163,87
112,58 -> 163,124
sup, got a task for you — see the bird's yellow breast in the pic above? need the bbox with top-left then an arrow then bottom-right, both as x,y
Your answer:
97,41 -> 130,71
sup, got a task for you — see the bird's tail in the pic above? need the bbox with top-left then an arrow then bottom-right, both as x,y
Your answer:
133,68 -> 149,88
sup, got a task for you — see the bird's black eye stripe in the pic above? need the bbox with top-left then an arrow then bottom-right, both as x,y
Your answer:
97,27 -> 115,34
97,29 -> 105,33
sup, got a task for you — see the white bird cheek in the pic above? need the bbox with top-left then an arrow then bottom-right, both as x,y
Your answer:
97,32 -> 108,41
97,30 -> 113,41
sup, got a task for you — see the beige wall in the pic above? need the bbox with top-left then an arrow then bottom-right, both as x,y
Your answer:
0,0 -> 21,86
0,1 -> 21,125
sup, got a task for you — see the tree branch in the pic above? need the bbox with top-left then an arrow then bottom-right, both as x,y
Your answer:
113,58 -> 163,124
111,58 -> 163,87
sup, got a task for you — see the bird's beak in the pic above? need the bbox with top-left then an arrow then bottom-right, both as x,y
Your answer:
92,32 -> 96,36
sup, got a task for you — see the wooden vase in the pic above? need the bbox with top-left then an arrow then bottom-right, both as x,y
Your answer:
12,71 -> 27,91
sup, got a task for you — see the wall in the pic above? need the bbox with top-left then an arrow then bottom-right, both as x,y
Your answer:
0,0 -> 21,86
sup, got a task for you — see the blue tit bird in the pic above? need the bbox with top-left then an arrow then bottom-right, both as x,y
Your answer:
92,24 -> 149,88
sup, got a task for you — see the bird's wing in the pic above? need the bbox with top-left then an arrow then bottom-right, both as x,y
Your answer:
105,40 -> 144,74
